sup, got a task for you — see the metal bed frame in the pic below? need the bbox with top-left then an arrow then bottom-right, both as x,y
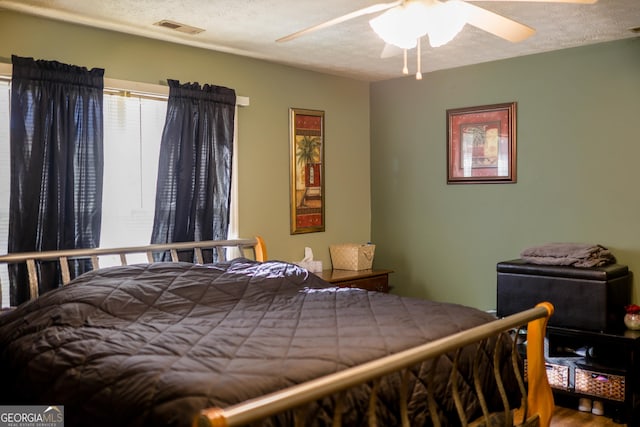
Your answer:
195,303 -> 554,427
0,236 -> 267,306
0,236 -> 553,427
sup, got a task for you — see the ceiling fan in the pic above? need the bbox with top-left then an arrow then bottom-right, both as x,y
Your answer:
277,0 -> 598,79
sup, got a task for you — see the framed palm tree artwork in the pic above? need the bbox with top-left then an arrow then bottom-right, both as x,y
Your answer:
289,108 -> 325,234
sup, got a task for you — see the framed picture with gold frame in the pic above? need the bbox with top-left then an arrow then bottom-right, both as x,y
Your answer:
447,102 -> 517,184
289,108 -> 325,234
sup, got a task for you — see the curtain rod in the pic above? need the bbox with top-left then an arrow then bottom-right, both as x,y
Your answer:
0,63 -> 250,107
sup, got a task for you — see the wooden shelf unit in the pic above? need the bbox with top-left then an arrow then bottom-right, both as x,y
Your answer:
542,326 -> 640,424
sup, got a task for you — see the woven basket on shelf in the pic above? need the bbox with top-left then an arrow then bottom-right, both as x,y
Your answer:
575,368 -> 625,401
524,360 -> 569,390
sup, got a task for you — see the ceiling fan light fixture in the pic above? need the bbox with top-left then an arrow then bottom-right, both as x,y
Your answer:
425,1 -> 468,47
370,0 -> 468,49
369,2 -> 430,49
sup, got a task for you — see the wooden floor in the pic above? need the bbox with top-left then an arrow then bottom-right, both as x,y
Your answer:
550,406 -> 626,427
513,403 -> 626,427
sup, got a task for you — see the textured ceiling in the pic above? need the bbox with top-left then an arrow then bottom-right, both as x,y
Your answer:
1,0 -> 638,81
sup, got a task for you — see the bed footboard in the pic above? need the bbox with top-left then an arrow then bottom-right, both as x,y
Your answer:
195,302 -> 554,427
0,236 -> 267,306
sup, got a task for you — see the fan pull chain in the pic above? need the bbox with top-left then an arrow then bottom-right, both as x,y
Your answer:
416,38 -> 422,80
403,49 -> 408,75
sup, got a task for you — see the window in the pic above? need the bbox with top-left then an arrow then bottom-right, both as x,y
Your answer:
0,89 -> 168,305
0,79 -> 240,307
99,92 -> 167,266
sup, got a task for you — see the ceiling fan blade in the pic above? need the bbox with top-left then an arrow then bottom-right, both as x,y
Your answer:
465,0 -> 596,3
276,1 -> 402,43
459,2 -> 535,43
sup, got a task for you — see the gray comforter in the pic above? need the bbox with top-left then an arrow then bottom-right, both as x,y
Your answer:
0,259 -> 519,426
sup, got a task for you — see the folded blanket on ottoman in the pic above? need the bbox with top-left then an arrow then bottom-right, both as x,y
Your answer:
520,243 -> 616,267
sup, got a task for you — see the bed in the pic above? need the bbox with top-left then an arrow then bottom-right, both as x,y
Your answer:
0,237 -> 553,427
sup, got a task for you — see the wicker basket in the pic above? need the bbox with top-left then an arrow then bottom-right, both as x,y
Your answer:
575,368 -> 625,401
329,244 -> 375,271
524,360 -> 569,390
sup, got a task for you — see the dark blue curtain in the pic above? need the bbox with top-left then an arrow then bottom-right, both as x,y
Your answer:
8,55 -> 104,305
150,79 -> 236,259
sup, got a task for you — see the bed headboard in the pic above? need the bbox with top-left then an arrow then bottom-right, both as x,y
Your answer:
0,236 -> 267,306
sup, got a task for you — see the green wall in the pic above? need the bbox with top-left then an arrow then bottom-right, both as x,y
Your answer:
371,38 -> 640,309
0,10 -> 372,266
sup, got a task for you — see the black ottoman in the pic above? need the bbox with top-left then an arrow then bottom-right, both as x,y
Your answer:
496,259 -> 631,332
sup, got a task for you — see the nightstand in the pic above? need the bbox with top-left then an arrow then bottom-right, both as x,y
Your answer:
315,269 -> 393,293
